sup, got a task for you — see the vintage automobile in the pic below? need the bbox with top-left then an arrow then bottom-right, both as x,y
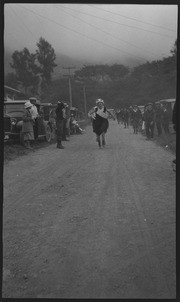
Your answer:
4,100 -> 55,144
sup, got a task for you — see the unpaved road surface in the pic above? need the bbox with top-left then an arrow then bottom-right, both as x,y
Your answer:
3,121 -> 176,299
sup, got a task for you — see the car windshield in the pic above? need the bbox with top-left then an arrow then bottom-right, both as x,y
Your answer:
4,103 -> 25,117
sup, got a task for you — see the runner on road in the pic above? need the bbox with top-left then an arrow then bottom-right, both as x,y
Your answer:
88,98 -> 115,148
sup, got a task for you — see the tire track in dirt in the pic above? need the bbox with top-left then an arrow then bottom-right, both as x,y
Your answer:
3,136 -> 94,215
114,150 -> 170,297
111,125 -> 175,298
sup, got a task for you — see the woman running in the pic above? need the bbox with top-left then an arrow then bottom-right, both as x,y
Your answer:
89,98 -> 115,148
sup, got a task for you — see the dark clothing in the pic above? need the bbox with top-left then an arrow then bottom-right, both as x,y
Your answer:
162,109 -> 170,134
156,122 -> 162,136
123,110 -> 129,128
116,112 -> 121,124
172,101 -> 176,131
146,122 -> 155,138
62,119 -> 67,140
155,107 -> 163,122
143,109 -> 155,138
93,107 -> 109,136
56,120 -> 64,144
143,109 -> 155,123
55,104 -> 64,120
131,109 -> 142,133
155,107 -> 163,136
93,114 -> 109,136
33,118 -> 39,140
55,102 -> 65,147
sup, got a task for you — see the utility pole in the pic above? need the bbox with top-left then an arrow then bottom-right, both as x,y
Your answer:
83,86 -> 87,118
63,67 -> 76,109
74,76 -> 87,119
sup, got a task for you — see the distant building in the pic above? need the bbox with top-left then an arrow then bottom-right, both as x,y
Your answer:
4,85 -> 26,101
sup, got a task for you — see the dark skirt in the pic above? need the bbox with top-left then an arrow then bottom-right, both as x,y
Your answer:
93,114 -> 109,136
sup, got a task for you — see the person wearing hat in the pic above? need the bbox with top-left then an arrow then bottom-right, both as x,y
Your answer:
115,109 -> 121,124
29,97 -> 39,140
62,103 -> 70,141
55,101 -> 65,149
22,101 -> 35,149
162,102 -> 170,134
88,98 -> 115,148
129,106 -> 133,126
131,105 -> 142,134
155,102 -> 163,136
143,102 -> 155,140
122,107 -> 130,128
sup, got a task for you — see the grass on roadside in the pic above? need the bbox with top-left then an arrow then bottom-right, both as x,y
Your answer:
141,123 -> 176,154
4,139 -> 53,162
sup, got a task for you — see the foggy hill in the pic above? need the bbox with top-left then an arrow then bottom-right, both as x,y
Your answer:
4,48 -> 87,77
4,47 -> 142,78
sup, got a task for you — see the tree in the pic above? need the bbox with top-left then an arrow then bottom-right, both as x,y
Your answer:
170,40 -> 177,57
4,72 -> 19,88
36,37 -> 57,88
10,48 -> 40,94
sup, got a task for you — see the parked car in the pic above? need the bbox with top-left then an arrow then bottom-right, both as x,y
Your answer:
4,100 -> 55,144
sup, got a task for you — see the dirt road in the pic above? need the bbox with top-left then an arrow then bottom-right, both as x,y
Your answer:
3,121 -> 176,299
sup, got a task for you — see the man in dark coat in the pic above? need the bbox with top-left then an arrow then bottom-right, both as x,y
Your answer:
131,105 -> 142,134
123,108 -> 129,128
143,102 -> 155,139
55,101 -> 65,149
155,102 -> 163,136
62,103 -> 69,141
162,103 -> 170,134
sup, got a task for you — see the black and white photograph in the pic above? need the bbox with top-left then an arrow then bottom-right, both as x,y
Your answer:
3,2 -> 177,299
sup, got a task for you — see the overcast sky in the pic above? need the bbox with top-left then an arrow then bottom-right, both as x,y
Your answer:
4,3 -> 178,67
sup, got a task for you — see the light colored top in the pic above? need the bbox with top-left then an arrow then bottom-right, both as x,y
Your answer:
30,105 -> 38,119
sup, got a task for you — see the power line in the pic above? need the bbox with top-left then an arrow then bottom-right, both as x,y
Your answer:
10,6 -> 38,41
58,5 -> 161,57
4,31 -> 20,47
58,4 -> 174,39
18,4 -> 146,63
88,4 -> 176,33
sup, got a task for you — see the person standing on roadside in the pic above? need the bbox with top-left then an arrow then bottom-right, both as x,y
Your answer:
62,103 -> 69,141
116,110 -> 121,124
129,106 -> 133,126
143,102 -> 155,140
131,105 -> 142,134
162,103 -> 170,134
22,101 -> 34,149
155,102 -> 163,136
123,107 -> 129,128
29,97 -> 39,140
55,101 -> 65,149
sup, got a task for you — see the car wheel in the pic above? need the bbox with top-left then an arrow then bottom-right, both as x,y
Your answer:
20,131 -> 24,145
45,124 -> 52,142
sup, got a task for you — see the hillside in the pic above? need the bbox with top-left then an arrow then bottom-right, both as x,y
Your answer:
4,48 -> 85,78
4,46 -> 176,111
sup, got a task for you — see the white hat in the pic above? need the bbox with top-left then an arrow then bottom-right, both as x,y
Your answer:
24,101 -> 32,109
96,98 -> 104,105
